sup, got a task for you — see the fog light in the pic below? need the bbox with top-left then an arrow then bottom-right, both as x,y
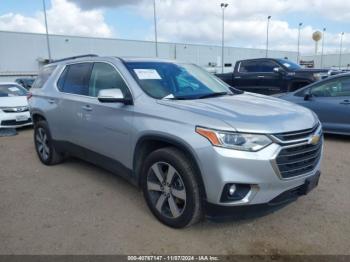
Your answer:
220,183 -> 251,203
229,184 -> 236,196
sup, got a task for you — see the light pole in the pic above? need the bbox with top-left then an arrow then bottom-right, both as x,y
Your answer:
297,22 -> 302,64
220,3 -> 228,73
339,32 -> 344,69
153,0 -> 158,57
320,27 -> 326,68
42,0 -> 52,61
265,16 -> 271,58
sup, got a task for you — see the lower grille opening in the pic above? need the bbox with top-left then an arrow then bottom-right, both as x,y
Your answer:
1,118 -> 32,126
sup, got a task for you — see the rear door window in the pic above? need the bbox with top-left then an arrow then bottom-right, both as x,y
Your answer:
338,78 -> 350,96
238,61 -> 260,73
32,65 -> 57,89
57,63 -> 92,96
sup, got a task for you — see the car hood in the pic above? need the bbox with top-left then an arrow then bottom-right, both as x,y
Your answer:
158,93 -> 317,134
271,92 -> 288,98
0,96 -> 28,107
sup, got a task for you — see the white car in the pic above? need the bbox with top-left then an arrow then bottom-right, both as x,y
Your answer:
0,82 -> 32,128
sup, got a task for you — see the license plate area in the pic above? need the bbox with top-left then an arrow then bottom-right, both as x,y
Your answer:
299,171 -> 320,195
16,115 -> 28,122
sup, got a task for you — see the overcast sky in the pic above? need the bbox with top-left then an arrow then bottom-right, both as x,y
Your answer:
1,0 -> 349,55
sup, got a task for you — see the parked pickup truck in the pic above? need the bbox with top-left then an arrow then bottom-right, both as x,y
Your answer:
216,58 -> 330,95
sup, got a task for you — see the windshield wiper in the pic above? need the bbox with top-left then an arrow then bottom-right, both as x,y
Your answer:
198,92 -> 229,99
166,92 -> 231,100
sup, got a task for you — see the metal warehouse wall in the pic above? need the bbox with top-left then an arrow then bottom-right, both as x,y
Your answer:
301,53 -> 350,69
0,30 -> 298,79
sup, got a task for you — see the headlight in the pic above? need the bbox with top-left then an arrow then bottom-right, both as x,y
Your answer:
196,127 -> 272,152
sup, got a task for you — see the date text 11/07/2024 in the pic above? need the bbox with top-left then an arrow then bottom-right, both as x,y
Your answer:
127,256 -> 220,261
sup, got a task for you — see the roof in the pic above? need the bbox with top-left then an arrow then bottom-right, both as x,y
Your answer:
48,55 -> 182,66
323,72 -> 350,80
119,57 -> 178,63
236,58 -> 281,62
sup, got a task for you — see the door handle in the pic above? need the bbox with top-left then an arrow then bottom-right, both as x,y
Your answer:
340,100 -> 350,105
257,75 -> 265,78
48,99 -> 55,104
82,105 -> 93,111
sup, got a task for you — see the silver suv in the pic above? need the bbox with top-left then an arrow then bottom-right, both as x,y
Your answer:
29,55 -> 323,228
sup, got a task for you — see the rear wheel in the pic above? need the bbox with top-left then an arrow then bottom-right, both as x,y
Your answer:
141,147 -> 203,228
34,120 -> 63,165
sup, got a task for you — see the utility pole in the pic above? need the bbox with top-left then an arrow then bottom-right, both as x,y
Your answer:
220,3 -> 228,73
265,16 -> 271,58
153,0 -> 158,57
339,32 -> 344,69
43,0 -> 52,61
297,22 -> 302,64
320,28 -> 326,68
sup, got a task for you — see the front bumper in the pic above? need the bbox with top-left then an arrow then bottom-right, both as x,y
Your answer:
0,111 -> 32,128
205,171 -> 320,220
197,137 -> 323,207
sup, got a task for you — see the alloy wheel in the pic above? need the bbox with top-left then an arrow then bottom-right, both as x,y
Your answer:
146,162 -> 187,218
35,127 -> 50,161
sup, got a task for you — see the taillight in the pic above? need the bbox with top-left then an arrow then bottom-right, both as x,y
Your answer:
27,92 -> 33,100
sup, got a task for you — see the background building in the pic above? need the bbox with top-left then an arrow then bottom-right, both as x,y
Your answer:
0,30 -> 349,81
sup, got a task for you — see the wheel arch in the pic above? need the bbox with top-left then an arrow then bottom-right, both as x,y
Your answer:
133,134 -> 207,200
31,112 -> 47,125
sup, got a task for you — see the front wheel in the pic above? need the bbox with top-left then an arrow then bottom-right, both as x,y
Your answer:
34,120 -> 63,165
141,147 -> 203,228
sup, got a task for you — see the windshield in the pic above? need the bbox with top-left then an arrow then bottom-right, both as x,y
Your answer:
125,62 -> 236,99
277,59 -> 301,70
0,85 -> 28,97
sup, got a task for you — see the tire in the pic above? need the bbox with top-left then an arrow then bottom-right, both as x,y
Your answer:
141,147 -> 203,228
34,120 -> 64,165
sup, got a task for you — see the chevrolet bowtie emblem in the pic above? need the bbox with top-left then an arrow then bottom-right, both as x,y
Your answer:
15,107 -> 26,112
309,135 -> 320,145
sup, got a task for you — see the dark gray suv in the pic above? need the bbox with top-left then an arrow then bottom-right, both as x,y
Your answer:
29,55 -> 323,228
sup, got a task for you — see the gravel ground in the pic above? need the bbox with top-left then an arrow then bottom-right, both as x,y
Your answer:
0,128 -> 349,255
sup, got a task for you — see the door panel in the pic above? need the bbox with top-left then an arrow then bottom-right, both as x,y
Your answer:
299,97 -> 349,133
78,62 -> 134,169
79,99 -> 134,167
255,61 -> 284,95
298,77 -> 350,134
51,63 -> 92,142
235,61 -> 260,92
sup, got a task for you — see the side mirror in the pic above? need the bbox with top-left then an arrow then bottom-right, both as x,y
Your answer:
273,67 -> 280,73
273,67 -> 285,75
97,89 -> 132,104
304,90 -> 313,101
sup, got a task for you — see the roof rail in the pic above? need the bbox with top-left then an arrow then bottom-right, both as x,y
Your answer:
50,54 -> 98,63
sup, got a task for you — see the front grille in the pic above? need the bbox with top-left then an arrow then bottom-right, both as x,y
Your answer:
273,123 -> 320,142
275,139 -> 322,179
2,107 -> 29,113
1,118 -> 32,126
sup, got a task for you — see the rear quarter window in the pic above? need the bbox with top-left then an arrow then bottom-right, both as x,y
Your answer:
57,63 -> 92,96
32,65 -> 57,89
